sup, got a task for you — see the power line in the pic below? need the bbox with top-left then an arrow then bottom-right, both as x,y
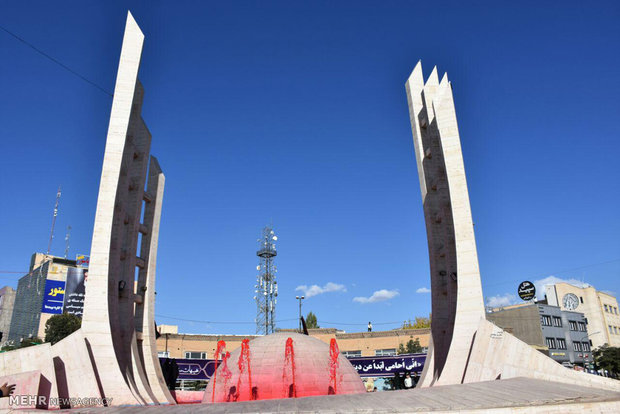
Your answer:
155,314 -> 298,325
483,258 -> 620,289
318,320 -> 403,326
0,24 -> 112,97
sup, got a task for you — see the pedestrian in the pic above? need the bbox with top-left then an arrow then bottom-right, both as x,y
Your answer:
368,322 -> 372,332
404,372 -> 413,389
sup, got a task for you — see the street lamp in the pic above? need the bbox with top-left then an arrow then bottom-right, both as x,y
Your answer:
295,295 -> 305,332
578,331 -> 600,369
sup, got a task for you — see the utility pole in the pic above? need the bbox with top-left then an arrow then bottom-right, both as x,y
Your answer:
47,186 -> 61,255
296,295 -> 304,332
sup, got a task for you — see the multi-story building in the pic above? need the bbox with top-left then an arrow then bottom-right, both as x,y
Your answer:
545,282 -> 620,349
0,286 -> 16,345
487,302 -> 593,367
156,327 -> 430,359
7,253 -> 85,344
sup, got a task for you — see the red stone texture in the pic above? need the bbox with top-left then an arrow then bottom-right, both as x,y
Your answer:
203,333 -> 365,403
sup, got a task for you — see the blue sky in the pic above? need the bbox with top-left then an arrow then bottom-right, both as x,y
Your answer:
1,1 -> 619,334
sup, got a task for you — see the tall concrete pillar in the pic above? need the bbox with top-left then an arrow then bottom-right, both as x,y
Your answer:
81,12 -> 162,405
405,62 -> 485,386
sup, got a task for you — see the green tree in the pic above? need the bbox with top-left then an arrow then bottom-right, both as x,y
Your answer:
593,345 -> 620,376
306,311 -> 319,329
402,314 -> 431,330
45,313 -> 81,345
398,337 -> 423,354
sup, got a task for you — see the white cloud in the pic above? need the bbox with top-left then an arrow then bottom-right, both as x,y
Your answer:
295,282 -> 346,298
532,275 -> 590,300
416,287 -> 431,294
486,293 -> 517,308
353,289 -> 399,304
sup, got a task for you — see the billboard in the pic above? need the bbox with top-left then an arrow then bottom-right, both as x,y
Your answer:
41,280 -> 65,314
63,267 -> 87,317
76,255 -> 89,267
161,353 -> 426,381
347,354 -> 426,377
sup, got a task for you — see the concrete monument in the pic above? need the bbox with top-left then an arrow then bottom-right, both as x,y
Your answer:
0,12 -> 174,408
405,61 -> 620,392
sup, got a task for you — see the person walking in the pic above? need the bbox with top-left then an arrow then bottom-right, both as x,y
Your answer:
404,372 -> 413,389
368,322 -> 372,332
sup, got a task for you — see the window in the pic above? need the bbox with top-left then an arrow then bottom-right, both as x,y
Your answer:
582,342 -> 591,352
545,337 -> 556,349
541,315 -> 552,326
342,350 -> 361,358
578,322 -> 586,332
556,338 -> 567,350
569,321 -> 578,331
615,307 -> 618,314
580,296 -> 583,303
609,325 -> 613,334
552,316 -> 562,327
604,304 -> 609,312
573,342 -> 582,352
615,326 -> 618,335
184,351 -> 207,359
375,348 -> 397,356
158,351 -> 170,357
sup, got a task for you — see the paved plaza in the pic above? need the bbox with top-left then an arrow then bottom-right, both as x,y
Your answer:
22,377 -> 617,413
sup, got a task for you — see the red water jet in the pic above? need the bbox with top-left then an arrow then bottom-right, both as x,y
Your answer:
282,337 -> 296,398
329,338 -> 340,394
236,339 -> 253,401
211,340 -> 226,403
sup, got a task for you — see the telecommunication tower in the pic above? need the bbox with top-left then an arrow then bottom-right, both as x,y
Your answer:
254,226 -> 278,335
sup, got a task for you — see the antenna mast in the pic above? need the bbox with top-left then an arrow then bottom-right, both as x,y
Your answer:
64,225 -> 72,259
255,225 -> 278,335
46,186 -> 61,255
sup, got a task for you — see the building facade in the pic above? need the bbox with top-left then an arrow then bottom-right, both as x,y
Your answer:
7,253 -> 83,344
156,328 -> 430,359
487,303 -> 593,367
0,286 -> 16,345
545,282 -> 620,349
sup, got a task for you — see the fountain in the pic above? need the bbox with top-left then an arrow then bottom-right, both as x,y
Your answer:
203,332 -> 365,403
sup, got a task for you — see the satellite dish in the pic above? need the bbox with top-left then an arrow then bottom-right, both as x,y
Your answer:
256,265 -> 260,270
270,230 -> 274,234
273,236 -> 278,241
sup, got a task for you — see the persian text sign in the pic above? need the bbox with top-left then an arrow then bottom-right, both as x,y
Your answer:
348,354 -> 426,377
160,358 -> 217,381
63,268 -> 86,317
41,279 -> 65,314
164,353 -> 426,381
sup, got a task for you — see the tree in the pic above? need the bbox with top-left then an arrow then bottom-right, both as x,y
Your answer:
398,337 -> 423,354
306,311 -> 319,329
45,313 -> 81,345
402,314 -> 431,330
593,345 -> 620,377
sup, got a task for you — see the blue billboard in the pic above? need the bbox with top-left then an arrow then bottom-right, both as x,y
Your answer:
41,279 -> 65,314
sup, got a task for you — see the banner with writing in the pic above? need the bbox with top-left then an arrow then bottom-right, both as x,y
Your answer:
174,358 -> 218,381
63,268 -> 86,317
348,354 -> 426,377
161,353 -> 426,381
41,279 -> 66,314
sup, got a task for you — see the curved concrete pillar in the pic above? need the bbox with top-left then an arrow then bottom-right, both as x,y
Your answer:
134,157 -> 176,404
81,11 -> 162,405
405,62 -> 485,386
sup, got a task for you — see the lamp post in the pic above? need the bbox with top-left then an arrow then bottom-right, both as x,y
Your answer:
296,295 -> 305,332
578,331 -> 600,369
